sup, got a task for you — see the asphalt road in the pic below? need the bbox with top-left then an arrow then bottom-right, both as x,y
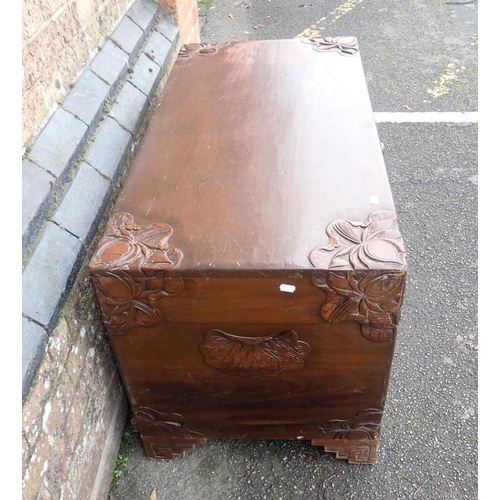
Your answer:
112,1 -> 478,499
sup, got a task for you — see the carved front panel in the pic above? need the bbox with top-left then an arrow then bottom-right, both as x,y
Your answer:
200,329 -> 312,378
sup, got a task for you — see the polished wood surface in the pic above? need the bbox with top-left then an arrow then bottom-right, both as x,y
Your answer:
89,39 -> 407,464
114,39 -> 396,272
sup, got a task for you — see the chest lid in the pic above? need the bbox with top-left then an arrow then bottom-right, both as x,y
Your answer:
106,39 -> 400,275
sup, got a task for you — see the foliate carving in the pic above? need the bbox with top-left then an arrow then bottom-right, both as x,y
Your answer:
90,212 -> 183,271
90,212 -> 184,334
310,270 -> 405,340
133,409 -> 206,460
309,211 -> 406,271
316,409 -> 383,441
178,42 -> 230,60
302,36 -> 359,56
200,329 -> 311,378
132,408 -> 205,440
92,269 -> 184,334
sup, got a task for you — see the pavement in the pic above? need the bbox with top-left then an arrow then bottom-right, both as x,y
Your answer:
111,1 -> 478,499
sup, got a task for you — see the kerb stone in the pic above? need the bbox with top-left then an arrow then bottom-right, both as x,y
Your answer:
109,82 -> 149,135
51,162 -> 112,244
27,108 -> 89,180
62,70 -> 111,130
143,31 -> 175,70
127,52 -> 162,97
22,318 -> 48,400
90,41 -> 129,93
110,16 -> 145,57
22,159 -> 55,252
126,0 -> 158,32
22,222 -> 85,330
84,117 -> 133,181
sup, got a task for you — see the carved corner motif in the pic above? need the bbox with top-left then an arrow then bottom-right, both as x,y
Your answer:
89,212 -> 184,335
91,269 -> 184,334
309,211 -> 406,338
312,409 -> 383,464
133,408 -> 206,460
90,212 -> 183,271
178,42 -> 230,60
132,408 -> 205,439
309,211 -> 406,271
200,329 -> 312,378
315,409 -> 383,441
310,270 -> 405,340
301,36 -> 359,56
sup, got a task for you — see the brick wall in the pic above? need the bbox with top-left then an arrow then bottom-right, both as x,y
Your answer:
22,1 -> 201,498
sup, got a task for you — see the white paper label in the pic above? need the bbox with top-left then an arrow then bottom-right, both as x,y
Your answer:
279,284 -> 296,293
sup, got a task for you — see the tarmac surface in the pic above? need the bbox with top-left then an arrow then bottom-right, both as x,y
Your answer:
111,1 -> 478,499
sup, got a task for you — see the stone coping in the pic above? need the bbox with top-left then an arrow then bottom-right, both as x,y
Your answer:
22,0 -> 180,400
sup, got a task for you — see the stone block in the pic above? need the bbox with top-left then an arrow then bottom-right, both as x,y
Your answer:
27,108 -> 89,180
143,30 -> 175,70
110,15 -> 145,56
89,41 -> 128,92
109,81 -> 149,135
126,0 -> 158,31
51,162 -> 112,244
22,222 -> 85,330
84,116 -> 133,181
127,52 -> 162,97
61,69 -> 111,129
22,317 -> 48,400
22,159 -> 55,252
155,14 -> 180,43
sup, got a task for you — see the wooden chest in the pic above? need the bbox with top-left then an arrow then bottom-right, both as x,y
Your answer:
89,38 -> 407,465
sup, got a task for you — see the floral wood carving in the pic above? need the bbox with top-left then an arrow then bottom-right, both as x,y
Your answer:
178,42 -> 230,60
89,212 -> 184,334
309,211 -> 406,271
92,269 -> 184,334
90,212 -> 183,271
132,408 -> 205,440
310,270 -> 405,341
200,329 -> 312,378
302,36 -> 359,56
316,409 -> 383,441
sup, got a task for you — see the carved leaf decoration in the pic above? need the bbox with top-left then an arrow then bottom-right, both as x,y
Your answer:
178,42 -> 230,59
309,211 -> 406,271
90,212 -> 183,271
317,409 -> 383,441
311,270 -> 406,332
92,270 -> 184,334
302,36 -> 359,56
132,408 -> 204,439
200,329 -> 311,378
